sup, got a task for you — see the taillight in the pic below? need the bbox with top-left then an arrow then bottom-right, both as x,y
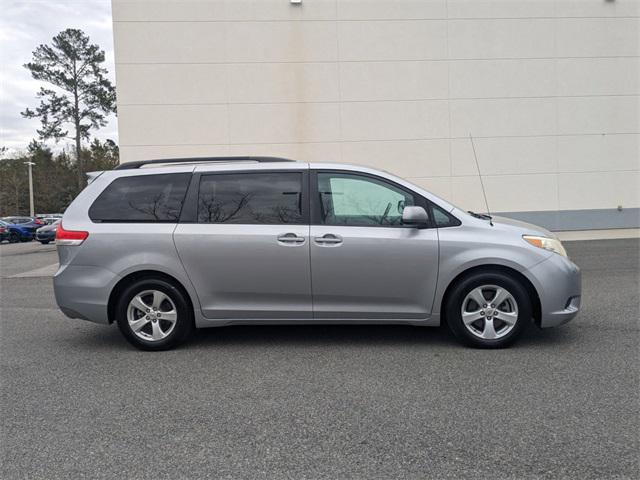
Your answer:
55,223 -> 89,246
34,219 -> 44,225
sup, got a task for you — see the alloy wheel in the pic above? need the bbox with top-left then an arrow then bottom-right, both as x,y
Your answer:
461,284 -> 519,340
126,290 -> 178,341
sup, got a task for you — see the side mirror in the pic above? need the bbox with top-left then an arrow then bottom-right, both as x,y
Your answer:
402,206 -> 429,227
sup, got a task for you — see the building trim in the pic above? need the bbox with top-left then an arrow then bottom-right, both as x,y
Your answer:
497,208 -> 640,231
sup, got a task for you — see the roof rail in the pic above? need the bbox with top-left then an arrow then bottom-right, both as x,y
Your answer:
114,156 -> 296,170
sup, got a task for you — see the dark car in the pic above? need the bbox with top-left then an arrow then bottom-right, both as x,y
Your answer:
35,219 -> 60,244
0,220 -> 34,243
0,222 -> 9,242
2,216 -> 44,242
2,216 -> 44,229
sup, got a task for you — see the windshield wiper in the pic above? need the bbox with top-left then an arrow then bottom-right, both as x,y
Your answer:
468,211 -> 494,223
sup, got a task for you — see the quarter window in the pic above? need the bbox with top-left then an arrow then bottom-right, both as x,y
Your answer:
89,173 -> 191,222
431,203 -> 461,228
317,173 -> 415,227
197,173 -> 304,224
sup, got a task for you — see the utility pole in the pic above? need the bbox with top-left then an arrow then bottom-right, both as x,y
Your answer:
24,161 -> 35,217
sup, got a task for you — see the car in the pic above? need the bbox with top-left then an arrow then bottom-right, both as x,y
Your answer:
0,219 -> 35,243
53,157 -> 581,351
35,219 -> 60,244
0,222 -> 8,243
36,214 -> 64,225
2,216 -> 44,233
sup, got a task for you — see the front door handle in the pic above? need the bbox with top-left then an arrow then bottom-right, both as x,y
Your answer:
314,233 -> 343,245
277,233 -> 306,245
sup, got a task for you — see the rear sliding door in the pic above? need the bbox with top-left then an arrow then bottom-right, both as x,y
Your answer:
174,169 -> 312,319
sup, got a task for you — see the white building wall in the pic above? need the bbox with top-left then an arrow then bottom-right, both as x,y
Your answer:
111,0 -> 640,228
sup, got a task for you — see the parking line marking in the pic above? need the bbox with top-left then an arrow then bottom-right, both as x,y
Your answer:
8,263 -> 59,278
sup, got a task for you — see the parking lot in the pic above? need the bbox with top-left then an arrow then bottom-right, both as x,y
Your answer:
1,238 -> 638,479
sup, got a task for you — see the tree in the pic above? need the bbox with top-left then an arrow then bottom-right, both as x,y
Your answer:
0,157 -> 28,215
85,138 -> 119,172
22,28 -> 116,190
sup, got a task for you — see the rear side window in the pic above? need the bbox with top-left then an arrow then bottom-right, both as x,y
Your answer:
89,173 -> 190,222
197,173 -> 304,224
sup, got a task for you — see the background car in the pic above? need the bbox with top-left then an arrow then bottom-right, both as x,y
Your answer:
35,219 -> 60,244
0,222 -> 8,242
0,219 -> 34,243
36,214 -> 64,225
2,216 -> 45,229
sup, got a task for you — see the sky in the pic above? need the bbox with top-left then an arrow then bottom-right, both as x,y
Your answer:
0,0 -> 117,155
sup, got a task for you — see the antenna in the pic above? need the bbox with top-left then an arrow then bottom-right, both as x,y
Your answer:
469,133 -> 493,226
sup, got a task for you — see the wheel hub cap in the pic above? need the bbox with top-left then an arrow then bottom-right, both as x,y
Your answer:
461,285 -> 519,340
126,290 -> 178,342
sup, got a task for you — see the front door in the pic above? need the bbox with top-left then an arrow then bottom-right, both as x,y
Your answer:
310,171 -> 439,319
174,169 -> 312,319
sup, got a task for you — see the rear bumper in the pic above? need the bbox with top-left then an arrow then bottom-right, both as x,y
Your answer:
526,254 -> 582,328
53,264 -> 119,324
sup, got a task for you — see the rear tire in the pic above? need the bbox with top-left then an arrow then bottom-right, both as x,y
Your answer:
40,240 -> 50,245
9,232 -> 19,243
116,278 -> 194,351
446,271 -> 532,348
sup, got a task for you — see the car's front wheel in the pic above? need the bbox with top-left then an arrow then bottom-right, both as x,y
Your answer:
9,232 -> 19,243
446,272 -> 532,348
116,278 -> 194,351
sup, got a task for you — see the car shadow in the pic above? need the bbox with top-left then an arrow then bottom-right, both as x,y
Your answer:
190,323 -> 460,349
65,321 -> 578,352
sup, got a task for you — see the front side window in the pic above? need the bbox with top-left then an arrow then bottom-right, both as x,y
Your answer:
89,173 -> 191,222
197,172 -> 304,224
317,172 -> 415,227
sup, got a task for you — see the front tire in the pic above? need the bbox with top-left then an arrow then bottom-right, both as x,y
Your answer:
446,271 -> 532,348
116,278 -> 194,351
9,232 -> 19,243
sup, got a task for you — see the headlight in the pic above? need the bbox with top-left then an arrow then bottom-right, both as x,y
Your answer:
522,235 -> 567,257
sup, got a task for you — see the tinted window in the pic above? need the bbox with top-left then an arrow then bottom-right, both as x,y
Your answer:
317,173 -> 414,227
198,173 -> 304,224
89,173 -> 190,222
432,203 -> 461,228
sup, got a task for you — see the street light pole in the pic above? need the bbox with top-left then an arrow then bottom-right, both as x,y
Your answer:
24,161 -> 35,217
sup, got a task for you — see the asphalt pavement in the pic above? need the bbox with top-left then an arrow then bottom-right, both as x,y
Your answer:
1,239 -> 638,479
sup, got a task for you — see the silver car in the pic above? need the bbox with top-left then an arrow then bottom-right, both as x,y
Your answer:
53,157 -> 581,350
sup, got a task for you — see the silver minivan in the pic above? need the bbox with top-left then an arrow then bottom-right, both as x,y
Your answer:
53,157 -> 581,350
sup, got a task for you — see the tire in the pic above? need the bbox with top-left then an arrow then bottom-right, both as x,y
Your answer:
40,240 -> 50,245
115,277 -> 194,351
445,271 -> 532,349
9,232 -> 19,243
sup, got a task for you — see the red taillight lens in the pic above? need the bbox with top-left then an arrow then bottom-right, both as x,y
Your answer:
35,219 -> 44,224
55,223 -> 89,246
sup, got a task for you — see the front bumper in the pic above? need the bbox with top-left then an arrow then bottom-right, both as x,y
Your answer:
526,253 -> 582,328
36,231 -> 55,241
53,264 -> 119,324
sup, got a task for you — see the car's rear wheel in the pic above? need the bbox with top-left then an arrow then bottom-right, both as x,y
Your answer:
9,232 -> 19,243
446,271 -> 532,348
40,240 -> 50,244
116,278 -> 194,351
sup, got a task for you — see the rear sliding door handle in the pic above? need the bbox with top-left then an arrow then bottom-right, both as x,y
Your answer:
314,234 -> 343,245
277,233 -> 306,245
